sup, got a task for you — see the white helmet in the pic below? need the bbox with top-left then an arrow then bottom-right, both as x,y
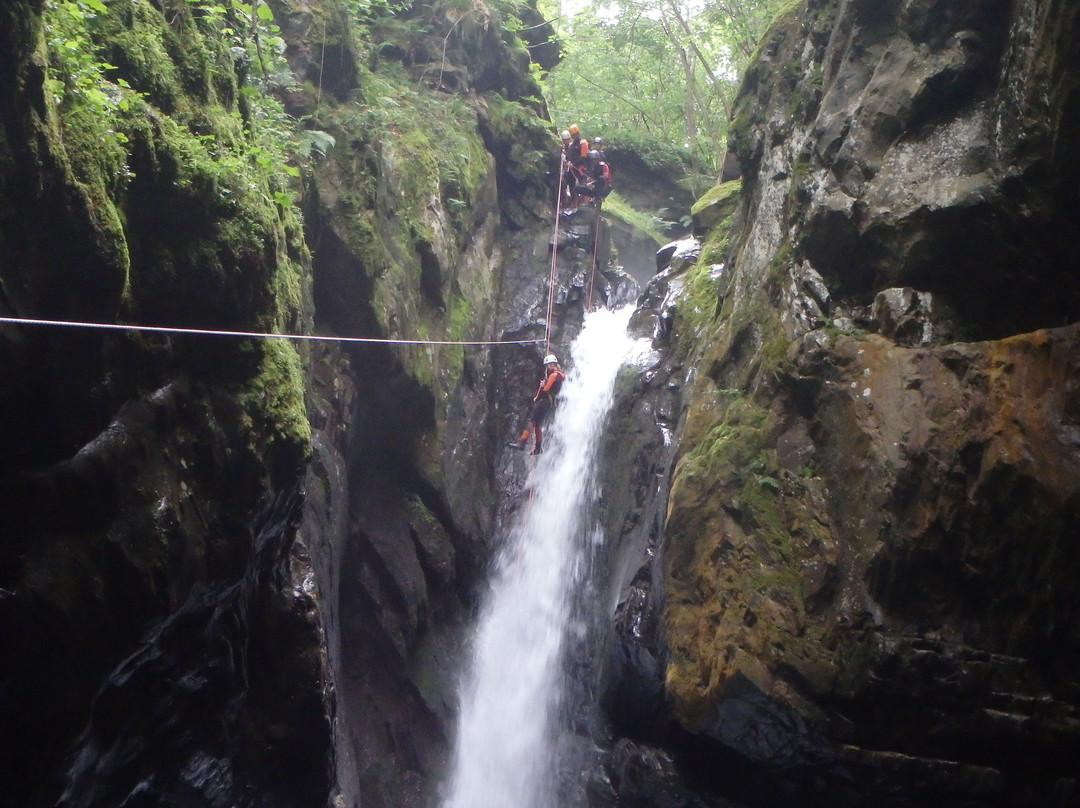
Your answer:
544,354 -> 559,364
560,130 -> 570,140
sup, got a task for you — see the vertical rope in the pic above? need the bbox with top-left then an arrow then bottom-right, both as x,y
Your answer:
545,153 -> 567,354
586,202 -> 602,312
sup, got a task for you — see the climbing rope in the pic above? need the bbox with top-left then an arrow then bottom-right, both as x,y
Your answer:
585,202 -> 602,312
545,152 -> 567,354
0,316 -> 544,346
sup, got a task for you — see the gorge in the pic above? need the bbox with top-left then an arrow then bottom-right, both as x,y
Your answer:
1,0 -> 1078,806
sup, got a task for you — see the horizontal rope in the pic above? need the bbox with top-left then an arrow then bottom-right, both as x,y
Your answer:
0,316 -> 543,346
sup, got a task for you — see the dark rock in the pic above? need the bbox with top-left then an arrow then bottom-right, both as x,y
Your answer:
58,494 -> 332,808
656,238 -> 702,275
649,2 -> 1080,806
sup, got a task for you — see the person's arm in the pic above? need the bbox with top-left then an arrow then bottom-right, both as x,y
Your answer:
541,369 -> 563,394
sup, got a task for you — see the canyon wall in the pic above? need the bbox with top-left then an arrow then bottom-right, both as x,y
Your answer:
602,1 -> 1080,806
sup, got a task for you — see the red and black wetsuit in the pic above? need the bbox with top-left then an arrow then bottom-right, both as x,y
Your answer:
519,365 -> 565,452
530,366 -> 565,424
590,160 -> 611,199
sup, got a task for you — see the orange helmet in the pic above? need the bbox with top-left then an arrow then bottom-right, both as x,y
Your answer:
568,124 -> 580,136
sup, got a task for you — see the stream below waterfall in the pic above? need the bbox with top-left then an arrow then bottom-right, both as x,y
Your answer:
442,305 -> 649,808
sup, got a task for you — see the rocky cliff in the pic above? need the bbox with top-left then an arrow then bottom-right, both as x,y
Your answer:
600,1 -> 1080,806
0,0 -> 569,804
4,0 -> 1079,807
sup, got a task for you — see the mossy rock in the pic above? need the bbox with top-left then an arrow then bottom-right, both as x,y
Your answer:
690,179 -> 741,234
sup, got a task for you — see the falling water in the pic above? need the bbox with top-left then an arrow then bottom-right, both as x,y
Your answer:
443,306 -> 643,808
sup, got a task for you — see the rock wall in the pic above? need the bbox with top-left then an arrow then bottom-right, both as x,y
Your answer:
1,0 -> 324,803
598,1 -> 1080,806
0,0 -> 565,804
7,0 -> 1076,805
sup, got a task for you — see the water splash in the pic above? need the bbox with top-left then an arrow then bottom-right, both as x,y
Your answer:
443,306 -> 643,808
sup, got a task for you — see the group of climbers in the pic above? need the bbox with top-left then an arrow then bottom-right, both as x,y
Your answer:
560,124 -> 611,212
506,125 -> 613,458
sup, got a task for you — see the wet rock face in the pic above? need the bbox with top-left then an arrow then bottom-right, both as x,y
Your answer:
731,0 -> 1080,339
642,1 -> 1080,806
58,495 -> 332,808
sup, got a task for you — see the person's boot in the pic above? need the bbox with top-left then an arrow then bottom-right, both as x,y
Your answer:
531,441 -> 543,456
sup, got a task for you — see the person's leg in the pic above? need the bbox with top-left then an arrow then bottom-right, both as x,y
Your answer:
508,422 -> 532,450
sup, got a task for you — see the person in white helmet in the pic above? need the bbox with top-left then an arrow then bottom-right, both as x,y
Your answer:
509,354 -> 564,455
560,129 -> 580,211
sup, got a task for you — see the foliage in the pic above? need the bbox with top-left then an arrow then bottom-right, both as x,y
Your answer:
43,0 -> 306,216
544,0 -> 791,184
41,0 -> 315,463
44,0 -> 138,187
601,192 -> 668,246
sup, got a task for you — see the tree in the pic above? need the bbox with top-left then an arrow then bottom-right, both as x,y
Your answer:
544,0 -> 790,188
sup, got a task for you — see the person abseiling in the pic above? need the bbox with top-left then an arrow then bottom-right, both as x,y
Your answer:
509,354 -> 565,455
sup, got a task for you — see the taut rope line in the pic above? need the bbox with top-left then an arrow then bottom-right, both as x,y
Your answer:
0,316 -> 544,346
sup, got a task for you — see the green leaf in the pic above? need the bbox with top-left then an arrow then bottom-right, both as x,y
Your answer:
273,190 -> 293,208
256,2 -> 274,20
82,0 -> 108,13
283,164 -> 300,177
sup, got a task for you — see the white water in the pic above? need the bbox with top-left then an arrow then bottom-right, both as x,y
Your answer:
443,306 -> 643,808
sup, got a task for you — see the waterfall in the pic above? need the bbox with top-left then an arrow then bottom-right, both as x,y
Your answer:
443,306 -> 644,808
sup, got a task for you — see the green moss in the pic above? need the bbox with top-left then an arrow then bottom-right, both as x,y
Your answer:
482,92 -> 551,184
602,192 -> 667,246
99,0 -> 187,110
678,393 -> 768,480
690,179 -> 741,219
440,292 -> 472,386
679,260 -> 724,334
746,0 -> 804,67
317,63 -> 509,395
238,338 -> 312,458
669,181 -> 742,336
742,471 -> 788,558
